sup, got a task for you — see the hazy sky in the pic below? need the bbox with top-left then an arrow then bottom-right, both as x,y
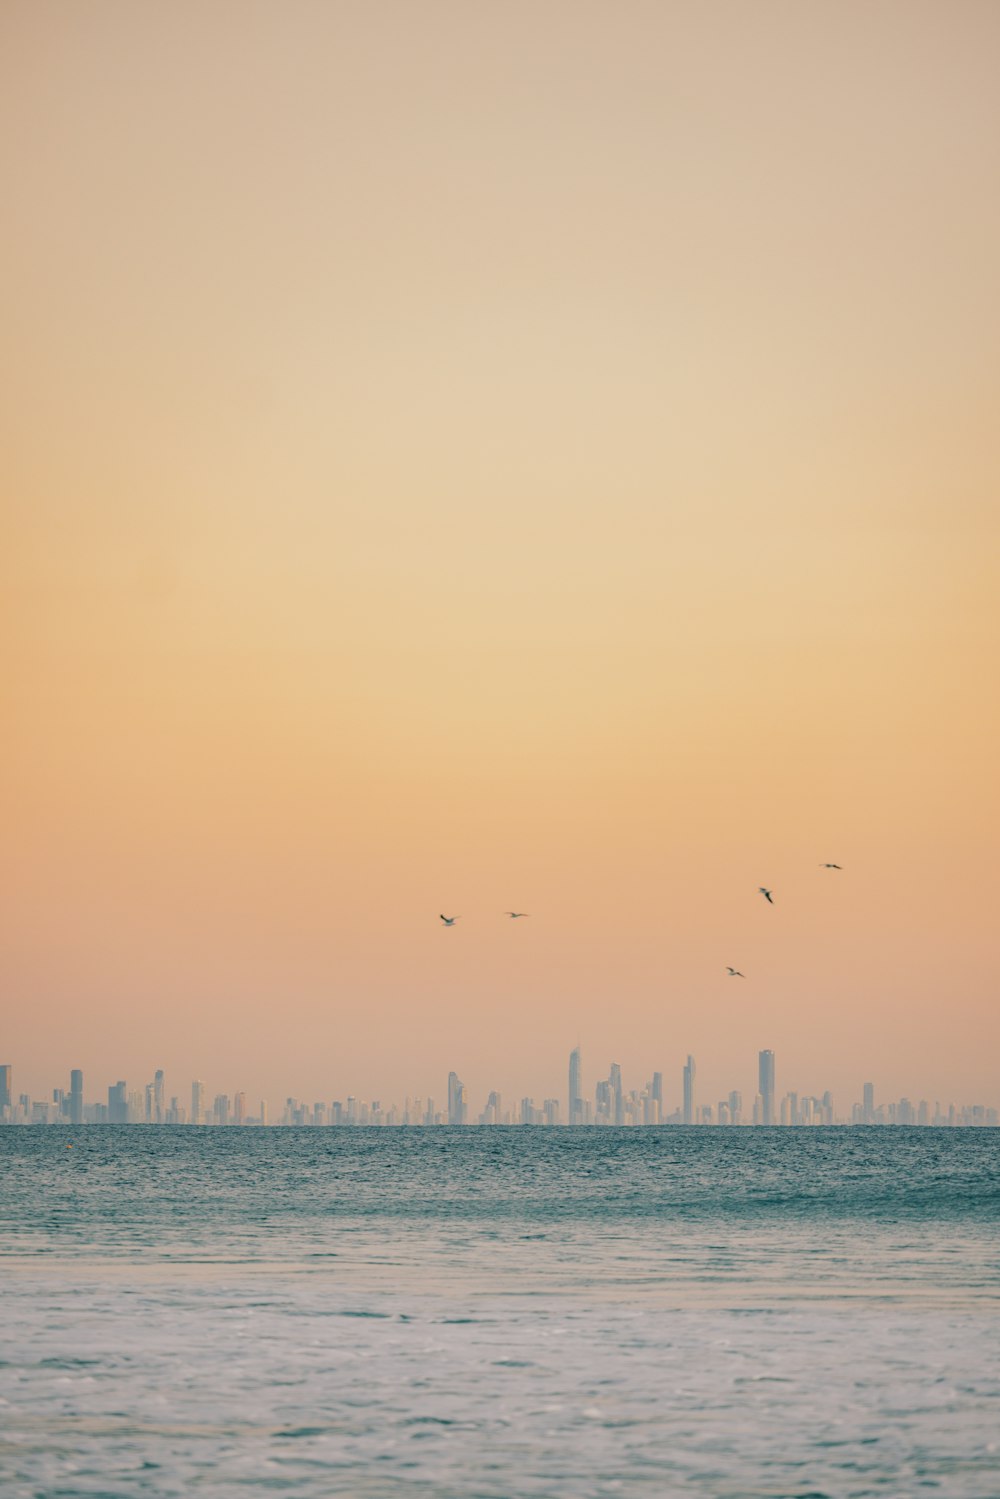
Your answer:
3,1 -> 999,1113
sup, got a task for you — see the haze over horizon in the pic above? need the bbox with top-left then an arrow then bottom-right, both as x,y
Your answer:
3,1 -> 999,1109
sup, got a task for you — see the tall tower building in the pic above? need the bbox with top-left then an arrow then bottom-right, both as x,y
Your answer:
651,1072 -> 663,1124
70,1069 -> 84,1125
191,1080 -> 204,1126
447,1071 -> 467,1126
683,1055 -> 696,1125
153,1069 -> 165,1125
862,1081 -> 875,1125
568,1047 -> 583,1126
1,1064 -> 13,1119
758,1050 -> 775,1126
108,1081 -> 128,1124
610,1062 -> 624,1126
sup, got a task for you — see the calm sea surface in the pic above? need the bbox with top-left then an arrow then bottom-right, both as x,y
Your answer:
1,1127 -> 998,1497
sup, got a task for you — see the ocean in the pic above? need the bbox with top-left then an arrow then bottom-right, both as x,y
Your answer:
1,1127 -> 998,1497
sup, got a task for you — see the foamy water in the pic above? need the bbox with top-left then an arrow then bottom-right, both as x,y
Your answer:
1,1128 -> 998,1496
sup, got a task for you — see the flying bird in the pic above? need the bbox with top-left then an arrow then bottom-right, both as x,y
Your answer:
758,887 -> 774,904
504,911 -> 530,919
820,863 -> 843,870
439,914 -> 459,926
726,967 -> 745,978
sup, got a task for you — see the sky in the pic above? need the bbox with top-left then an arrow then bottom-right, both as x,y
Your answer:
2,0 -> 999,1115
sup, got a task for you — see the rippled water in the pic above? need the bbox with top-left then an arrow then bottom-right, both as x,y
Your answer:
2,1128 -> 998,1496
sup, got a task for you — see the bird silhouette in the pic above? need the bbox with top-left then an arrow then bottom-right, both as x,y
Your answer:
758,887 -> 774,904
439,914 -> 459,926
820,863 -> 843,870
504,911 -> 530,919
726,967 -> 746,978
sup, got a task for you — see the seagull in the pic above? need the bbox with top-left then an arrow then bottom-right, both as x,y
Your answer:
758,887 -> 774,904
504,911 -> 530,919
439,914 -> 459,926
726,967 -> 745,978
820,863 -> 843,870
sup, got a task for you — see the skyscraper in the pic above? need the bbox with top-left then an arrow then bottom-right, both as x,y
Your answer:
70,1069 -> 83,1126
108,1081 -> 128,1124
568,1047 -> 583,1126
447,1071 -> 467,1126
610,1062 -> 624,1126
863,1081 -> 875,1125
191,1079 -> 204,1126
758,1050 -> 775,1126
0,1064 -> 12,1120
683,1055 -> 696,1125
154,1069 -> 165,1125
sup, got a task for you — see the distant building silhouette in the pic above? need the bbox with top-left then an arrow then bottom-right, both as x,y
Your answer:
70,1069 -> 83,1125
683,1055 -> 696,1125
108,1081 -> 127,1124
568,1047 -> 584,1126
447,1071 -> 467,1126
758,1050 -> 775,1126
610,1062 -> 624,1126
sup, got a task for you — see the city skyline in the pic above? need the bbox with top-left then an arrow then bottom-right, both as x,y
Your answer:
3,1049 -> 996,1130
6,1008 -> 1000,1120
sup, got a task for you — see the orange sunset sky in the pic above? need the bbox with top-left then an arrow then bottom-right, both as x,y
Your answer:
2,1 -> 999,1114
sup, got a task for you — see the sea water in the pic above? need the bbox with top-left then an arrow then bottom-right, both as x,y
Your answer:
1,1127 -> 998,1497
